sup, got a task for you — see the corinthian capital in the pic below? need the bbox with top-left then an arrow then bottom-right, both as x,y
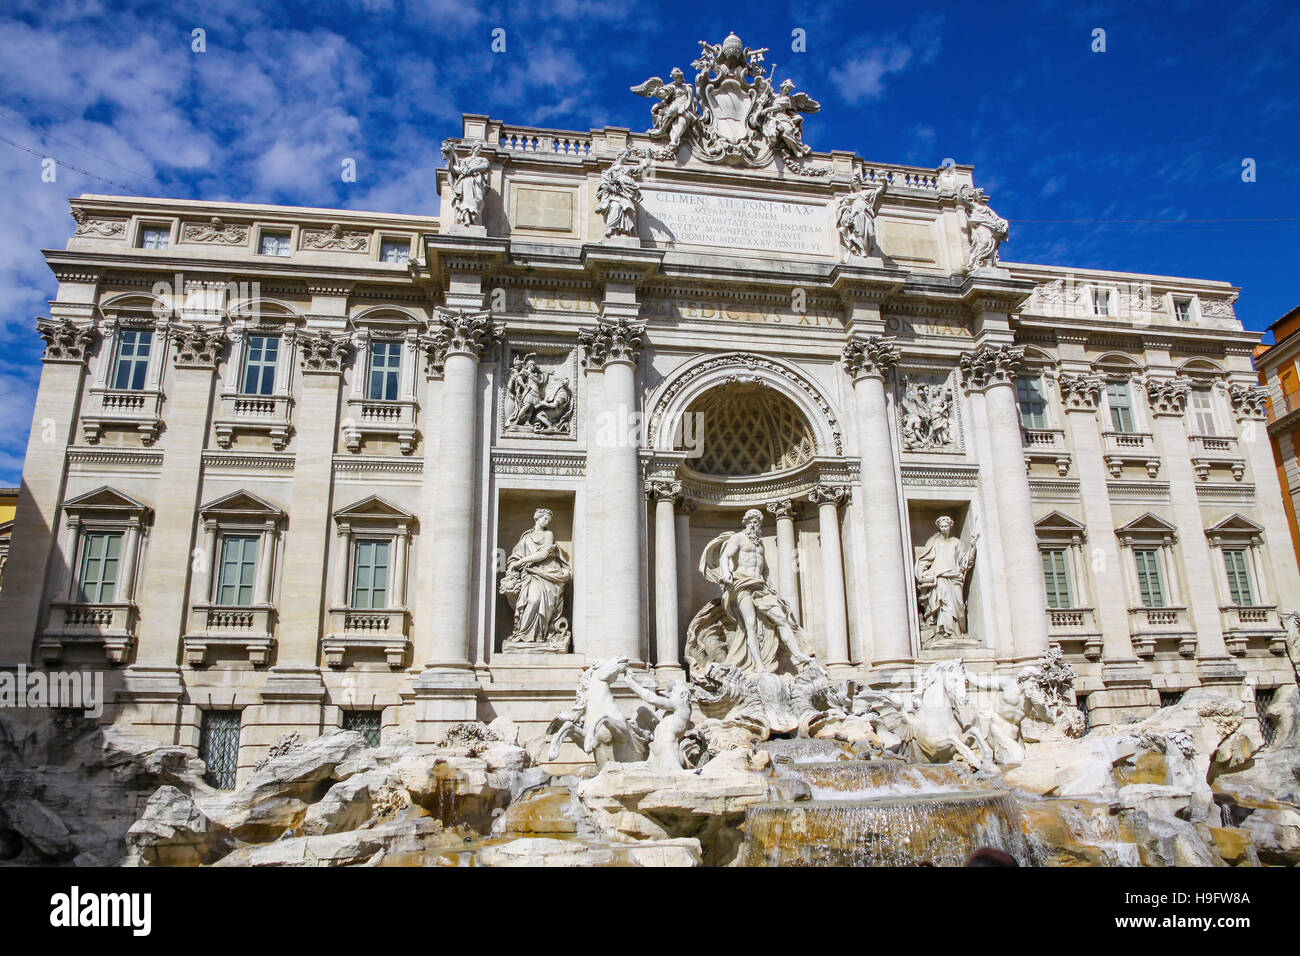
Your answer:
1228,382 -> 1269,420
36,317 -> 97,364
297,330 -> 351,373
1057,372 -> 1106,411
808,483 -> 850,508
578,315 -> 646,370
1144,376 -> 1190,416
841,335 -> 901,380
168,322 -> 228,369
958,344 -> 1024,392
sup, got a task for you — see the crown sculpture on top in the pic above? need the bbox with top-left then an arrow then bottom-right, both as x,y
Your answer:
631,32 -> 824,173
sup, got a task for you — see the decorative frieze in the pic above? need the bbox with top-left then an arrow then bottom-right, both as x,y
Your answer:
302,223 -> 370,252
180,217 -> 249,244
70,207 -> 126,239
1057,372 -> 1106,411
297,330 -> 351,373
1144,377 -> 1190,416
900,464 -> 980,487
491,449 -> 587,477
957,344 -> 1023,391
578,316 -> 646,369
36,317 -> 97,363
840,335 -> 900,380
169,322 -> 228,368
1228,383 -> 1268,420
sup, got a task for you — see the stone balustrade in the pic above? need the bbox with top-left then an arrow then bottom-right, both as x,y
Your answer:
81,386 -> 166,444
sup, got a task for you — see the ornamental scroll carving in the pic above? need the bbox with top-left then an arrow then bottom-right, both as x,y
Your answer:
36,318 -> 97,363
578,316 -> 646,370
425,308 -> 503,374
169,323 -> 228,368
958,344 -> 1024,391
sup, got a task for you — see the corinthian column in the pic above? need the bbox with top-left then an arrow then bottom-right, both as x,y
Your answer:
646,479 -> 683,679
765,498 -> 802,619
809,483 -> 851,666
580,316 -> 647,662
841,336 -> 911,665
959,343 -> 1050,661
423,308 -> 502,674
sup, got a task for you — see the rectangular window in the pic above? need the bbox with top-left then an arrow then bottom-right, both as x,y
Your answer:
1075,693 -> 1091,734
1106,381 -> 1134,432
241,335 -> 280,396
351,539 -> 390,609
1191,387 -> 1217,435
199,710 -> 241,790
1093,289 -> 1111,315
1133,548 -> 1166,608
1016,376 -> 1048,428
1173,297 -> 1193,322
138,225 -> 170,250
342,709 -> 382,747
367,341 -> 402,401
1223,548 -> 1254,606
216,535 -> 259,606
380,238 -> 410,264
1159,690 -> 1183,708
112,329 -> 153,390
1040,548 -> 1073,609
1256,687 -> 1278,747
258,230 -> 292,256
77,531 -> 122,603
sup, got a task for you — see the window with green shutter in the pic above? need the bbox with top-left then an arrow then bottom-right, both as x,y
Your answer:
1016,376 -> 1048,428
351,539 -> 390,609
1106,381 -> 1134,432
1222,548 -> 1254,606
1133,548 -> 1165,608
77,532 -> 122,603
1040,547 -> 1073,609
217,535 -> 259,606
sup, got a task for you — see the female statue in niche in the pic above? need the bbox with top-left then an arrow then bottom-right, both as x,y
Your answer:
500,508 -> 573,651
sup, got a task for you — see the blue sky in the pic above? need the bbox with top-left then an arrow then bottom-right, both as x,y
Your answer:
0,0 -> 1296,485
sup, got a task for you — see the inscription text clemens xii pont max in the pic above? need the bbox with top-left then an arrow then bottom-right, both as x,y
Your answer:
639,188 -> 829,256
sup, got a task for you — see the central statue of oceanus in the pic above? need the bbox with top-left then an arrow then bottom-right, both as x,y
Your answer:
685,508 -> 814,675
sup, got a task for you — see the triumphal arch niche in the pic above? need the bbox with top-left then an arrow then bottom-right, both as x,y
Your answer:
6,29 -> 1291,775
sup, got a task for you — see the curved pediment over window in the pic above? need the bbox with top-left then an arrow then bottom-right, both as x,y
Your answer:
683,382 -> 816,477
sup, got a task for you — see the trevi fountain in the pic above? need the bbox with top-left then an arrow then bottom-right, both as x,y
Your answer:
0,32 -> 1298,869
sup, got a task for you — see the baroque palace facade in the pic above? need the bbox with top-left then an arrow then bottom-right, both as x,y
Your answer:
2,35 -> 1296,785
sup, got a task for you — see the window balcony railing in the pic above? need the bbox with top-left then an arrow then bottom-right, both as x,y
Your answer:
1045,606 -> 1102,660
213,392 -> 294,450
81,387 -> 165,445
1101,430 -> 1160,478
342,397 -> 419,455
323,606 -> 409,668
184,604 -> 275,666
39,600 -> 136,665
1021,427 -> 1072,475
1188,433 -> 1246,482
1220,604 -> 1284,656
1127,605 -> 1195,659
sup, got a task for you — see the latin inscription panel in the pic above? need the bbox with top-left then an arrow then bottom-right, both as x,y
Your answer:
639,188 -> 831,256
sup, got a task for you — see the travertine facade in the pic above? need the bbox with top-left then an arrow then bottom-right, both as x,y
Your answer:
2,36 -> 1296,786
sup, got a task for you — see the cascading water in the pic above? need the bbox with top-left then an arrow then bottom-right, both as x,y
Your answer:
740,756 -> 1029,866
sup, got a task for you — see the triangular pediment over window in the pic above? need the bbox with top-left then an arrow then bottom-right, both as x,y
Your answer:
1205,513 -> 1264,536
333,495 -> 414,523
1035,511 -> 1087,534
198,490 -> 284,521
62,485 -> 150,519
1115,512 -> 1178,541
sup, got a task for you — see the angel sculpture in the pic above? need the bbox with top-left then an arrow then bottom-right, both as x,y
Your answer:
595,146 -> 650,238
835,174 -> 887,258
442,140 -> 490,227
629,67 -> 697,154
752,79 -> 820,157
